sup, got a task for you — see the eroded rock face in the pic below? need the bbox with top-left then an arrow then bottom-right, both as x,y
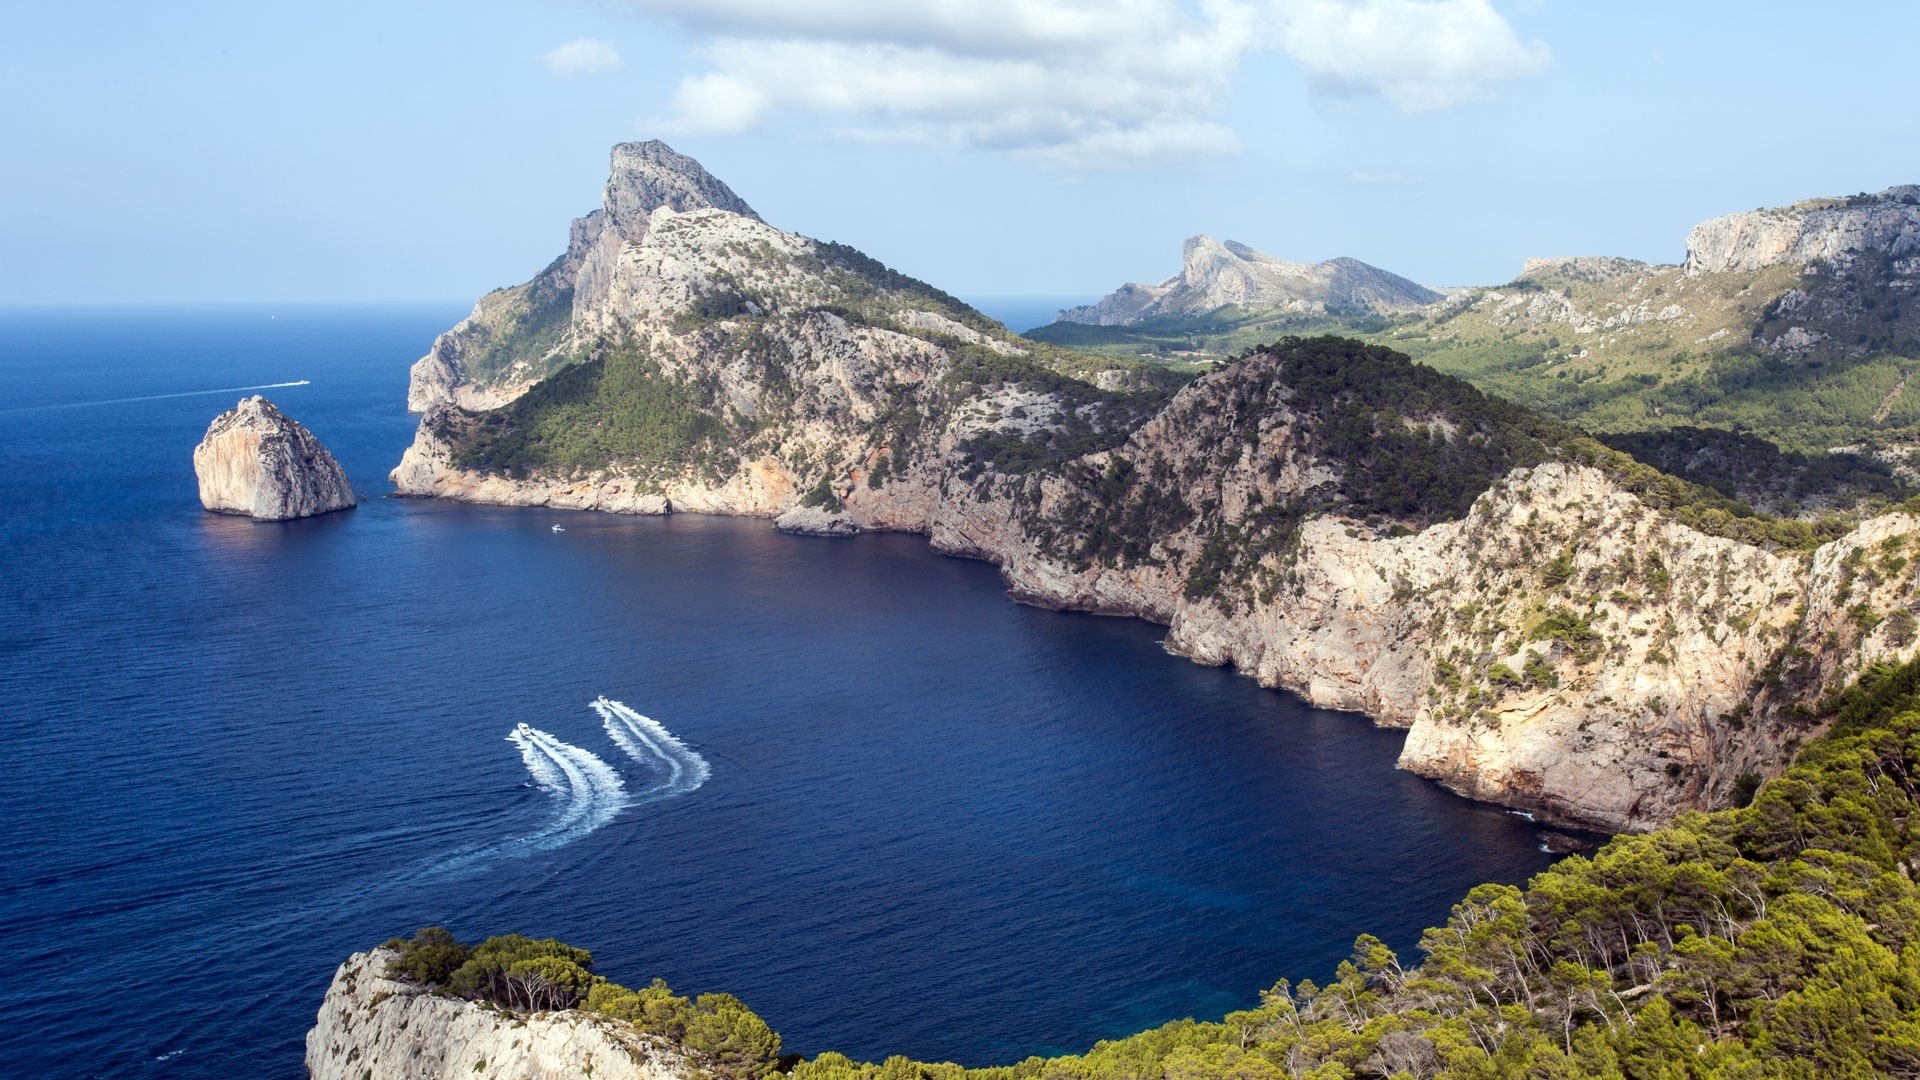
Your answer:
306,950 -> 697,1080
1683,185 -> 1920,277
1057,235 -> 1443,326
405,141 -> 765,413
193,396 -> 355,520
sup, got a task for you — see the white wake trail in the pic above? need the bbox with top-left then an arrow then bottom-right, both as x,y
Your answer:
0,380 -> 312,414
591,697 -> 711,800
431,725 -> 628,875
507,725 -> 628,848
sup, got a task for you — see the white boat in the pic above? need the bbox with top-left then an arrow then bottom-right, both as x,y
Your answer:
551,524 -> 565,532
516,723 -> 533,735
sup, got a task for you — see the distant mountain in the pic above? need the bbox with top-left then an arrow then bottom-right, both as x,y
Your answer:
1055,235 -> 1443,326
1037,186 -> 1920,487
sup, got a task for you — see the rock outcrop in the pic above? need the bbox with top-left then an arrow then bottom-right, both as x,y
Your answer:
306,949 -> 698,1080
1056,236 -> 1443,326
1683,185 -> 1920,277
406,140 -> 763,413
389,143 -> 1920,833
193,396 -> 355,520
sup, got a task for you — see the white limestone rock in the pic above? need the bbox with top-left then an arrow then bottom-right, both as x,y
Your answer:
1683,185 -> 1920,277
406,140 -> 763,413
306,949 -> 699,1080
193,396 -> 355,521
774,504 -> 861,536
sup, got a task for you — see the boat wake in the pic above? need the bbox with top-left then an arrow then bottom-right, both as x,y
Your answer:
425,699 -> 707,876
592,697 -> 711,800
507,723 -> 630,848
0,379 -> 312,414
430,723 -> 628,874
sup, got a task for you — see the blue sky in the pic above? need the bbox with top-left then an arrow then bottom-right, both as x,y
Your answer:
5,1 -> 1917,305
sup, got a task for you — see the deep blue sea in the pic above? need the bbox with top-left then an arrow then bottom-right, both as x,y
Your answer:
0,306 -> 1556,1078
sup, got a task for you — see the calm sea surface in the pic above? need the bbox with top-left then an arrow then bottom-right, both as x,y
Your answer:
0,306 -> 1556,1078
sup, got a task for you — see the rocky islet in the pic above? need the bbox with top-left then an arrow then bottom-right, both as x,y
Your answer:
193,395 -> 356,521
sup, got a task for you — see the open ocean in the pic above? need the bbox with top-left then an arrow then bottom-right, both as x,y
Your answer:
0,305 -> 1556,1078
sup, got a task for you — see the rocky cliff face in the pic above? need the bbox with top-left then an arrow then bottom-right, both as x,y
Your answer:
194,396 -> 356,520
1683,185 -> 1920,277
406,141 -> 765,413
307,950 -> 699,1080
390,144 -> 1920,833
1057,236 -> 1442,326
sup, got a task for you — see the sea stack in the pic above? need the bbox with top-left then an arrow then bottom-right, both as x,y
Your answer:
193,396 -> 356,520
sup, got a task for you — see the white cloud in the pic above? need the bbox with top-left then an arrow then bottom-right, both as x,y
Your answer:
622,0 -> 1548,167
544,38 -> 622,76
1269,0 -> 1551,111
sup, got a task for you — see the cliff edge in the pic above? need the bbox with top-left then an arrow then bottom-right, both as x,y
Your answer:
306,949 -> 698,1080
194,396 -> 355,521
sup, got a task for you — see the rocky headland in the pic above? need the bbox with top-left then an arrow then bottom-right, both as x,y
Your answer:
306,949 -> 699,1080
194,395 -> 356,520
388,143 -> 1920,833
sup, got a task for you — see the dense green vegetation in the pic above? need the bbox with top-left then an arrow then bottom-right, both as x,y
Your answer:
1030,263 -> 1920,466
450,338 -> 731,482
944,343 -> 1189,477
385,929 -> 785,1079
459,277 -> 577,387
1598,427 -> 1909,516
389,656 -> 1920,1078
1025,308 -> 1387,365
1411,342 -> 1920,460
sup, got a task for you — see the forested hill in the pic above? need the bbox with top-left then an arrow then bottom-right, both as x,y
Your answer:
372,654 -> 1920,1078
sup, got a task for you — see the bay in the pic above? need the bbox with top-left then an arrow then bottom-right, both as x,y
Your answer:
0,306 -> 1555,1078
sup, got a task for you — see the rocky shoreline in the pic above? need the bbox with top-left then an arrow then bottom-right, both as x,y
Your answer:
384,141 -> 1920,834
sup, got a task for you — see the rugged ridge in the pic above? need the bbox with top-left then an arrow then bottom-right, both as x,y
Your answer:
306,949 -> 698,1080
406,141 -> 764,412
390,144 -> 1920,832
1056,235 -> 1443,326
1682,184 -> 1920,277
193,396 -> 355,520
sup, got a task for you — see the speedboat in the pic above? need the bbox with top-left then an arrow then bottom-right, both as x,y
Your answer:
516,722 -> 533,735
552,524 -> 565,532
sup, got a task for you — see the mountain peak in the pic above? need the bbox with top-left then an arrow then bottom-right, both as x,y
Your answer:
603,140 -> 761,234
1059,238 -> 1440,326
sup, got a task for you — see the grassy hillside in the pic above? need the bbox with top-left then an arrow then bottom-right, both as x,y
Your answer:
384,654 -> 1920,1079
1033,258 -> 1920,513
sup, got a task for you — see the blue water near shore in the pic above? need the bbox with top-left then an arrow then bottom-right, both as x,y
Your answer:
0,306 -> 1556,1078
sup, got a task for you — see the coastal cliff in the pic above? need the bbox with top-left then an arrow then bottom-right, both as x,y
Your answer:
194,395 -> 356,520
307,949 -> 701,1080
391,143 -> 1920,832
